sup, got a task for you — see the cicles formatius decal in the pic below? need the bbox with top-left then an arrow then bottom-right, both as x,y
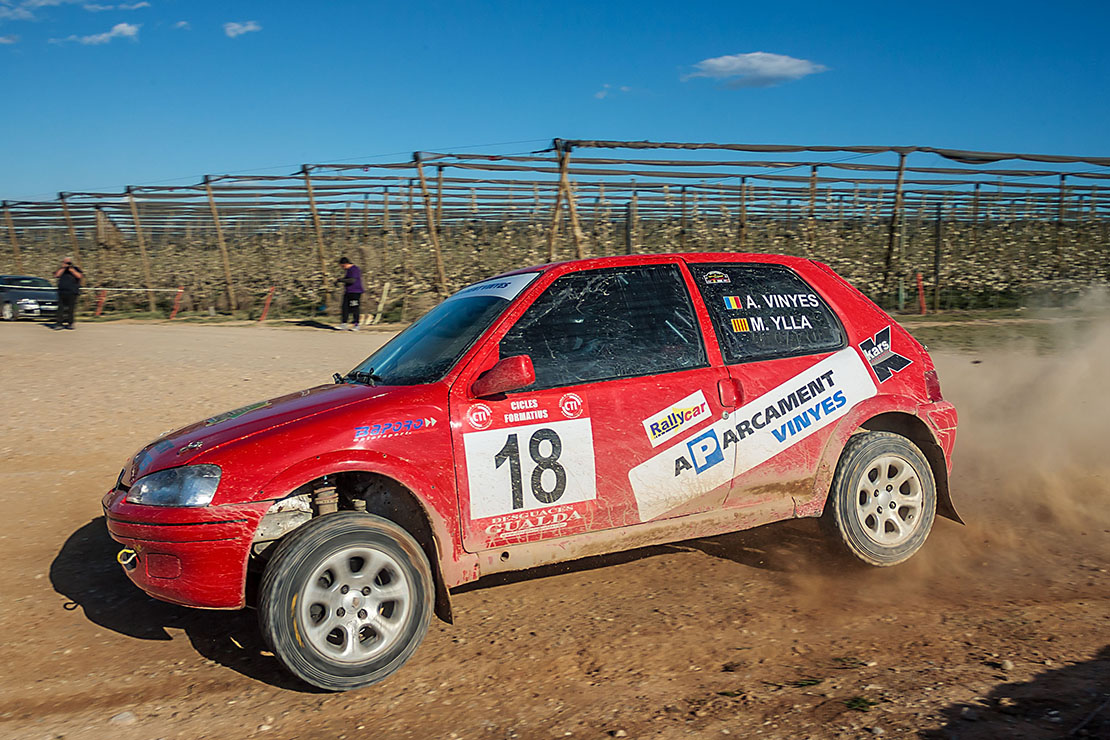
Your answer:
628,348 -> 878,521
462,394 -> 596,539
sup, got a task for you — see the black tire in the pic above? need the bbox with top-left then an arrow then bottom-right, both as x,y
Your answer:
258,512 -> 434,691
822,431 -> 937,566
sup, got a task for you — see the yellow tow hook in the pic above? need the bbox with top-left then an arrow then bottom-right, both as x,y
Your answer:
117,547 -> 138,571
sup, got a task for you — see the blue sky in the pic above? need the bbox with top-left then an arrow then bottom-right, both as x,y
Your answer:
1,0 -> 1107,201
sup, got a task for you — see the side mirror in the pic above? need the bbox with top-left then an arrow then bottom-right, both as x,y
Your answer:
471,355 -> 536,398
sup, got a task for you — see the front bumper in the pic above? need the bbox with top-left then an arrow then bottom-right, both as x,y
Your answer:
102,487 -> 271,609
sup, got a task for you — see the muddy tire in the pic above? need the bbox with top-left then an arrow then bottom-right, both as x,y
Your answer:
258,512 -> 434,691
822,431 -> 937,566
1,302 -> 14,321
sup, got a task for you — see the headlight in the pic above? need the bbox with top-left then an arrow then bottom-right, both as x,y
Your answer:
126,464 -> 221,507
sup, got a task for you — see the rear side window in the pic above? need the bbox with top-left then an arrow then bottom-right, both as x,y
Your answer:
688,263 -> 844,364
499,264 -> 707,390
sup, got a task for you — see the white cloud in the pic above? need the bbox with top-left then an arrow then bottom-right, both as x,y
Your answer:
52,20 -> 139,43
172,19 -> 188,29
594,83 -> 633,100
82,1 -> 147,10
223,20 -> 259,38
0,33 -> 19,42
0,5 -> 35,20
683,51 -> 828,88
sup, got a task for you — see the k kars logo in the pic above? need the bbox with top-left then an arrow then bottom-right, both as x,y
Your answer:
859,326 -> 912,383
466,403 -> 493,430
559,393 -> 584,419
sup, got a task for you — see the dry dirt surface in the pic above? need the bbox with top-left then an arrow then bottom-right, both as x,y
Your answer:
0,319 -> 1106,740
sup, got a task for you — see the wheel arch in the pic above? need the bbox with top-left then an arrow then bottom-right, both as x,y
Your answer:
858,412 -> 961,524
802,399 -> 961,524
253,453 -> 475,624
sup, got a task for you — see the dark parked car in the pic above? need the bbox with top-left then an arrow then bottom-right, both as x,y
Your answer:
1,275 -> 59,321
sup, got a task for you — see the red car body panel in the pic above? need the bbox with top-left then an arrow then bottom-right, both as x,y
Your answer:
105,252 -> 957,609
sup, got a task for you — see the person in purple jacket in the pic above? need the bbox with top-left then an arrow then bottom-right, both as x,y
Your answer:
335,257 -> 364,331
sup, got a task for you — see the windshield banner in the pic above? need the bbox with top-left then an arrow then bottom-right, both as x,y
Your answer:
444,272 -> 540,303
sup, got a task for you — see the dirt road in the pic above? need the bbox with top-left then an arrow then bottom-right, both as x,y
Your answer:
0,320 -> 1106,740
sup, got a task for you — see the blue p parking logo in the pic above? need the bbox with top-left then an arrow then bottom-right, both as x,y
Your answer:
686,429 -> 724,474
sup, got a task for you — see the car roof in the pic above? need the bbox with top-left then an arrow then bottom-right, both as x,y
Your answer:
490,252 -> 822,280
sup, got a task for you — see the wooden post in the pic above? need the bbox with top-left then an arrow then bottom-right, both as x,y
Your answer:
373,281 -> 391,324
808,165 -> 819,252
302,166 -> 332,310
126,188 -> 158,312
553,143 -> 586,259
738,177 -> 748,250
435,165 -> 444,232
933,204 -> 943,312
625,185 -> 638,255
1054,174 -> 1068,256
881,151 -> 908,300
680,186 -> 688,250
203,176 -> 238,311
59,193 -> 81,264
546,169 -> 566,262
3,202 -> 24,273
381,187 -> 391,274
414,153 -> 448,296
970,182 -> 981,249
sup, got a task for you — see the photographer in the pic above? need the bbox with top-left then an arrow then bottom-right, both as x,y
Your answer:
53,257 -> 84,330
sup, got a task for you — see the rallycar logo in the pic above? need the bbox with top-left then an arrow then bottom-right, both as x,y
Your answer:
642,390 -> 711,447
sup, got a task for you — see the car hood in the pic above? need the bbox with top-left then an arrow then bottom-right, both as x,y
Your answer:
124,382 -> 392,485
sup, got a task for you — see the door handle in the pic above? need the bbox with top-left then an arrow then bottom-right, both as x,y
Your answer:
718,377 -> 743,409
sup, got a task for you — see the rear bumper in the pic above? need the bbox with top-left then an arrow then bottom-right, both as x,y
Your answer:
102,488 -> 270,609
921,400 -> 958,470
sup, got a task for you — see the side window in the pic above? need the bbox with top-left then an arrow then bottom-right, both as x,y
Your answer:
688,263 -> 844,364
499,264 -> 707,390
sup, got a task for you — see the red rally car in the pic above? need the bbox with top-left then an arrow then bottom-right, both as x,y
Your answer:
104,253 -> 959,691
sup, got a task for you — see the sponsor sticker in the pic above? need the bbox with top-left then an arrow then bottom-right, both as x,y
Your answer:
467,403 -> 493,430
628,348 -> 877,521
559,392 -> 584,419
642,389 -> 712,447
354,417 -> 436,441
704,270 -> 730,285
859,326 -> 912,383
483,503 -> 587,540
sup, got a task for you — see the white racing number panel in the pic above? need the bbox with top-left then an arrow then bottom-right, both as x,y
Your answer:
629,348 -> 878,522
463,394 -> 596,523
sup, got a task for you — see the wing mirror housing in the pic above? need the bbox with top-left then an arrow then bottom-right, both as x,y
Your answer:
471,355 -> 536,398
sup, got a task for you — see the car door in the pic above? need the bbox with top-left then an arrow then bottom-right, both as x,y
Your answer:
449,261 -> 737,553
684,261 -> 878,508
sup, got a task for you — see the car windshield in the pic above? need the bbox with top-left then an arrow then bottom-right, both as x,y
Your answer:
2,276 -> 51,288
348,272 -> 540,386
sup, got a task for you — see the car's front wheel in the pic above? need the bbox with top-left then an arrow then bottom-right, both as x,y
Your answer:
822,431 -> 937,566
1,302 -> 14,321
258,512 -> 434,691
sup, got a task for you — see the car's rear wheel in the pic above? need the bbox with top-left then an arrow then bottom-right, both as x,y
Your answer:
258,512 -> 434,691
822,431 -> 937,566
1,302 -> 14,321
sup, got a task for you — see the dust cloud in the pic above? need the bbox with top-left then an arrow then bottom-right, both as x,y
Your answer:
780,307 -> 1110,610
